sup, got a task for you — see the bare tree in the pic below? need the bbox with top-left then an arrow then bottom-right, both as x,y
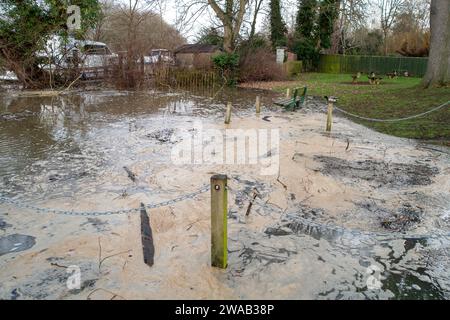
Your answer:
248,0 -> 265,41
377,0 -> 406,55
208,0 -> 250,52
329,0 -> 369,54
176,0 -> 250,52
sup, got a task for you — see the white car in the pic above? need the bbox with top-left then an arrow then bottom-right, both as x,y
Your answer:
149,49 -> 175,65
37,36 -> 117,79
0,71 -> 18,82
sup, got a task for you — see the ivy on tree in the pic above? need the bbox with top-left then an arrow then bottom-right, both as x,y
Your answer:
292,0 -> 339,67
269,0 -> 287,49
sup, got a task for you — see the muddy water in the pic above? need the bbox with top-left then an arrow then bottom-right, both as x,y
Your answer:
0,88 -> 449,300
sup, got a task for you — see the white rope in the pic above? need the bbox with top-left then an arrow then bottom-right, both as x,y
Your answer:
333,100 -> 449,123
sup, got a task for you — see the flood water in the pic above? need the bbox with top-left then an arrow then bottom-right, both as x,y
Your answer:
0,88 -> 449,300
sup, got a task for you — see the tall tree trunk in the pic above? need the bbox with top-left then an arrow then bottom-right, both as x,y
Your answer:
329,0 -> 342,54
208,0 -> 248,53
422,0 -> 450,87
223,25 -> 234,53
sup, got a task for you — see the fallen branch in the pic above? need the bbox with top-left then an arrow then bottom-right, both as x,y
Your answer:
245,188 -> 260,217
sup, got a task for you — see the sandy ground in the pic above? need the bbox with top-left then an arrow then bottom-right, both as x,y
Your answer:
1,101 -> 449,299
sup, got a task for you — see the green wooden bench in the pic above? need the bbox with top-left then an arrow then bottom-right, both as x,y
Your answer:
274,87 -> 307,111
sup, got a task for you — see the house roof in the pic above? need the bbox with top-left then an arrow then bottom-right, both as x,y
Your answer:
174,44 -> 222,54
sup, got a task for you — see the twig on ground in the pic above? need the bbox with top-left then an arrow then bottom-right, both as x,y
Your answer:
99,250 -> 132,271
276,164 -> 288,190
245,188 -> 260,217
50,262 -> 68,268
86,288 -> 126,300
98,237 -> 131,272
186,219 -> 202,231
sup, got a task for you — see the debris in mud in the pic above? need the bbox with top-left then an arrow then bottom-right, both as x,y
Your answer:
9,262 -> 98,299
10,288 -> 21,300
227,229 -> 298,276
264,205 -> 333,240
276,216 -> 344,242
231,176 -> 270,209
80,218 -> 109,232
291,205 -> 326,221
234,241 -> 297,274
238,245 -> 295,267
123,166 -> 137,182
380,204 -> 423,232
314,156 -> 439,187
0,234 -> 36,256
355,200 -> 424,232
264,227 -> 292,236
145,128 -> 175,143
292,153 -> 304,162
47,170 -> 89,182
0,218 -> 12,230
69,279 -> 97,295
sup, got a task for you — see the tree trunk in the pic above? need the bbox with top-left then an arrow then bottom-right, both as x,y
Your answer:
223,25 -> 234,53
329,0 -> 342,54
422,0 -> 450,87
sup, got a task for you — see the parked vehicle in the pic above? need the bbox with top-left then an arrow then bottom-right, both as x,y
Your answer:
37,36 -> 117,79
149,49 -> 175,65
0,70 -> 18,82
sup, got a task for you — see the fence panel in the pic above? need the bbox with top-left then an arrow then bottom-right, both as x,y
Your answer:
318,54 -> 428,77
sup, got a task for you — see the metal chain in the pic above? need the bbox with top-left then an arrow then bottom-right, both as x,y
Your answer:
333,100 -> 449,123
0,185 -> 210,216
2,182 -> 448,241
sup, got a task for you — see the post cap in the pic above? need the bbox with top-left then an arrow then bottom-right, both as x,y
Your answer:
324,96 -> 338,103
211,174 -> 227,181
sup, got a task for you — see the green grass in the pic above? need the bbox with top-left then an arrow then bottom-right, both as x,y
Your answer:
274,73 -> 450,144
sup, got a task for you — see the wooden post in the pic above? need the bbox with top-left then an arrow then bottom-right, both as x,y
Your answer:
255,96 -> 261,114
286,88 -> 291,98
326,96 -> 337,132
211,174 -> 227,269
224,102 -> 232,124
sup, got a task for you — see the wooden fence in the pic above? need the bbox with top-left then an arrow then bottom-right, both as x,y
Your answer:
154,67 -> 219,89
318,54 -> 428,77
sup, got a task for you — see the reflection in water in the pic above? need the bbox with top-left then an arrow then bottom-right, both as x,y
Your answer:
0,89 -> 276,200
0,88 -> 448,299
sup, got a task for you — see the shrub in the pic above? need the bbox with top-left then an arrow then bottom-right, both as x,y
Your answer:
284,60 -> 303,77
238,47 -> 287,82
292,38 -> 320,70
212,52 -> 240,85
